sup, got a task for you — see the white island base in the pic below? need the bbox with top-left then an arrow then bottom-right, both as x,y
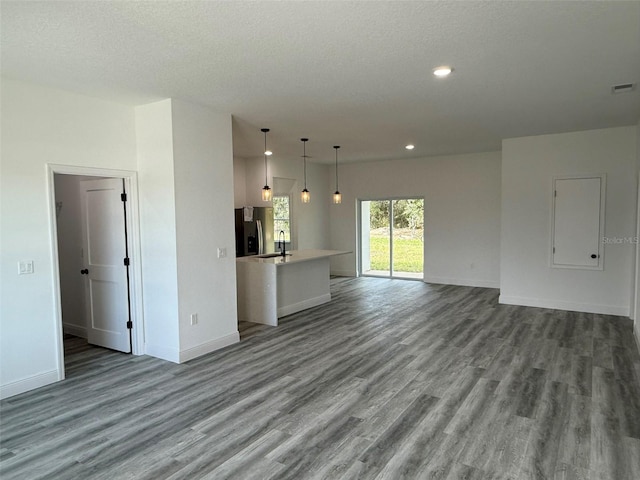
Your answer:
236,249 -> 349,326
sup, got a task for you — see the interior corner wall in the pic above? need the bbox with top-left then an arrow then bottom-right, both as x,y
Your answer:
170,100 -> 239,361
233,156 -> 247,208
500,126 -> 637,316
135,99 -> 181,362
244,155 -> 331,250
0,78 -> 138,398
328,152 -> 502,286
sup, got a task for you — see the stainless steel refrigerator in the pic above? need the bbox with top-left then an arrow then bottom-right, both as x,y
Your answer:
234,207 -> 275,257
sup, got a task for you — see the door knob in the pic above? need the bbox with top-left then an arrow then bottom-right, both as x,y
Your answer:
80,269 -> 89,275
590,254 -> 598,259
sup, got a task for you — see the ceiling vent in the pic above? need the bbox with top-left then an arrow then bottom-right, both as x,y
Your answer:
611,83 -> 636,94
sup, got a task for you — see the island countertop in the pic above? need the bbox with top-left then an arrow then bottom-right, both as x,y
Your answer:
236,249 -> 350,326
236,249 -> 350,266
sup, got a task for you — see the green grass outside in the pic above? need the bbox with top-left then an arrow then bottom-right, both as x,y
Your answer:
369,236 -> 423,273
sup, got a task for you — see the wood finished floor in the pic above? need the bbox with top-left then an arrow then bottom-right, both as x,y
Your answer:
2,277 -> 640,480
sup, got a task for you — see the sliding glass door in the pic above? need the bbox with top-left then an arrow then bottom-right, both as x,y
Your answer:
360,198 -> 424,279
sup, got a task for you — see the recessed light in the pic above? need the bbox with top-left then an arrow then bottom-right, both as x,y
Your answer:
405,144 -> 415,150
433,66 -> 453,77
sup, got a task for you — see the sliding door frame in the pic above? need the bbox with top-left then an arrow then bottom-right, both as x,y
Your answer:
357,196 -> 424,280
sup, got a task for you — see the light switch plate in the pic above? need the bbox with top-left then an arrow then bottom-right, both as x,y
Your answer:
217,247 -> 227,258
18,260 -> 34,275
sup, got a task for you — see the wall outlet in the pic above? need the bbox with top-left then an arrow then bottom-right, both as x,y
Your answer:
18,260 -> 34,275
217,247 -> 227,258
190,313 -> 198,325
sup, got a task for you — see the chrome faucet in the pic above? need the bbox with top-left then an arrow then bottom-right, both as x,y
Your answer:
278,230 -> 286,257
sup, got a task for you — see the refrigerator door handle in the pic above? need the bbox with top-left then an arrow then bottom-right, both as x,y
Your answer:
256,219 -> 263,255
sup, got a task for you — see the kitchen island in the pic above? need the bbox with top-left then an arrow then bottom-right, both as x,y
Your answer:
236,249 -> 349,326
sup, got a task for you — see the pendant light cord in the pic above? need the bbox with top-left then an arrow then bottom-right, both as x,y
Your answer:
303,140 -> 307,190
334,146 -> 340,191
264,132 -> 268,185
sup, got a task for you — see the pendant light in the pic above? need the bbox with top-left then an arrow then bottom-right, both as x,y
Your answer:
261,128 -> 272,201
333,145 -> 342,204
301,138 -> 310,203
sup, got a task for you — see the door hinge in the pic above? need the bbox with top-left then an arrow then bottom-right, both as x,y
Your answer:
554,190 -> 557,197
553,247 -> 555,253
124,257 -> 130,266
121,193 -> 127,202
126,320 -> 133,329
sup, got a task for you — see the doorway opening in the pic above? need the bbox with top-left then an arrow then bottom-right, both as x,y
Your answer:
48,165 -> 143,382
359,198 -> 424,279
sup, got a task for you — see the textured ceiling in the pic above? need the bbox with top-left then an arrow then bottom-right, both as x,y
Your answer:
2,1 -> 639,163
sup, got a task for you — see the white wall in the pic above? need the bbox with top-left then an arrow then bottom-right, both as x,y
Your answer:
136,99 -> 239,363
240,155 -> 331,251
1,80 -> 240,399
329,152 -> 502,287
501,126 -> 637,316
0,79 -> 138,398
171,99 -> 239,361
135,100 -> 181,361
233,156 -> 247,208
54,175 -> 90,338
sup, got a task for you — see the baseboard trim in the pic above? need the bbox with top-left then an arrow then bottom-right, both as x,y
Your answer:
145,343 -> 180,363
179,332 -> 240,363
0,370 -> 61,400
330,269 -> 356,277
278,293 -> 332,318
634,323 -> 640,356
63,323 -> 87,338
498,295 -> 629,316
423,276 -> 500,289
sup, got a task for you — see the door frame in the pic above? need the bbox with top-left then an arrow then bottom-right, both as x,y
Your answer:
47,164 -> 144,381
357,196 -> 425,280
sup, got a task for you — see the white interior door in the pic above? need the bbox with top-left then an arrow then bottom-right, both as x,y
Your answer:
553,177 -> 603,268
80,178 -> 131,353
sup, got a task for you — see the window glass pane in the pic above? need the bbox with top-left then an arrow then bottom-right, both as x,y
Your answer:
273,195 -> 291,242
274,220 -> 290,241
368,200 -> 390,275
391,199 -> 424,278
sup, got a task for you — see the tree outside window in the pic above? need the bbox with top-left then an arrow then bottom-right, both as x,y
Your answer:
273,195 -> 291,243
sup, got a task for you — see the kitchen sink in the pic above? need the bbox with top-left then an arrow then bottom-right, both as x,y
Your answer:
257,252 -> 291,258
